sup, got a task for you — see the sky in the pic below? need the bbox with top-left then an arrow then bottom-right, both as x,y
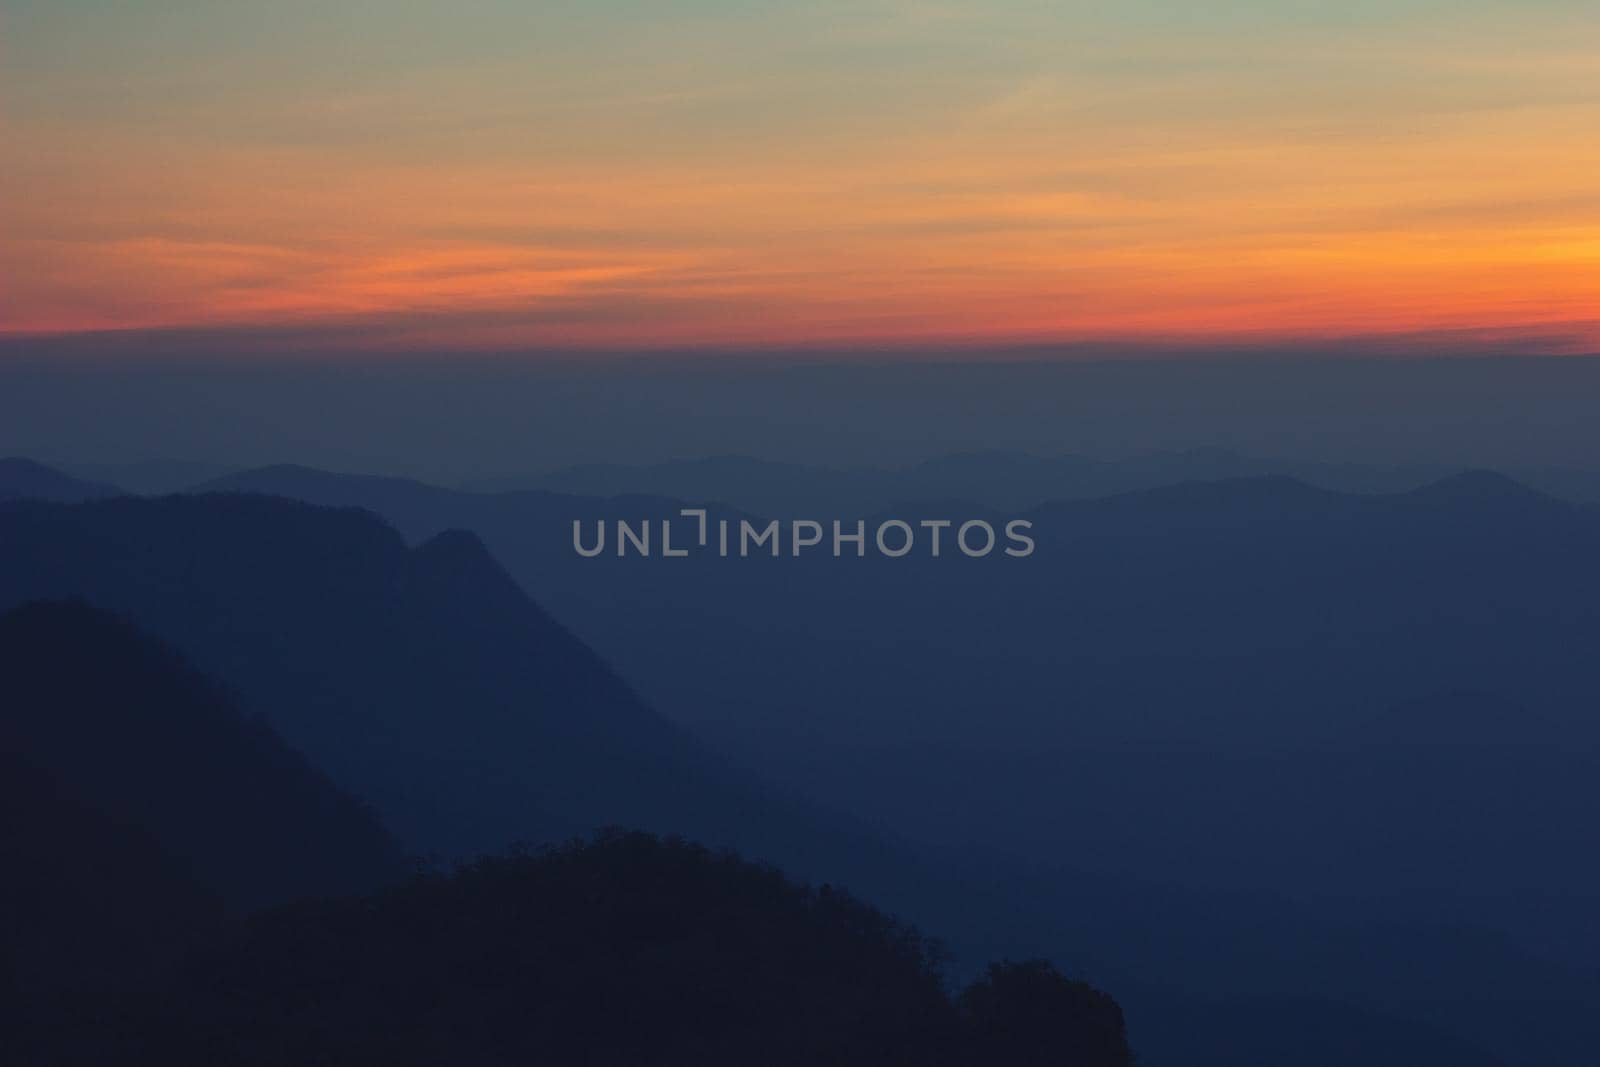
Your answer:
2,1 -> 1598,353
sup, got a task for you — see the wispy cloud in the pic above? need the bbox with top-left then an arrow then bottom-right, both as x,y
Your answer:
2,0 -> 1597,352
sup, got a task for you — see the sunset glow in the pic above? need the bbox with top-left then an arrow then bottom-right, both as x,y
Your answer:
3,1 -> 1597,352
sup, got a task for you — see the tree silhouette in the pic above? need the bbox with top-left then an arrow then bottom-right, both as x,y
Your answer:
66,831 -> 1134,1067
960,959 -> 1133,1066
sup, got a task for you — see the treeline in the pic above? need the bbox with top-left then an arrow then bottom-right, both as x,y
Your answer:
13,833 -> 1130,1067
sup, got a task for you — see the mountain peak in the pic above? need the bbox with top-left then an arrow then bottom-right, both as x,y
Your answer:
410,527 -> 500,579
1405,469 -> 1552,505
203,463 -> 413,492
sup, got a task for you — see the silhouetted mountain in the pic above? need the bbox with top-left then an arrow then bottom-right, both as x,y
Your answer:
62,458 -> 238,495
0,600 -> 407,912
0,458 -> 120,502
466,455 -> 890,517
199,463 -> 1600,762
181,463 -> 1600,1065
104,832 -> 1130,1067
0,751 -> 222,997
459,448 -> 1472,516
462,446 -> 1600,518
1514,463 -> 1600,506
0,494 -> 847,869
0,597 -> 1139,1064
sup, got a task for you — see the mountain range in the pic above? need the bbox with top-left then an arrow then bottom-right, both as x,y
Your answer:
459,448 -> 1600,515
0,457 -> 120,503
5,462 -> 1599,1063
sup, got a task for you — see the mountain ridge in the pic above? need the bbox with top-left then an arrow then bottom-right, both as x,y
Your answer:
0,457 -> 121,502
0,599 -> 409,912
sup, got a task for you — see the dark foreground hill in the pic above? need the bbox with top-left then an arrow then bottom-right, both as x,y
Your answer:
0,601 -> 408,912
0,751 -> 222,998
12,833 -> 1132,1067
0,598 -> 1131,1066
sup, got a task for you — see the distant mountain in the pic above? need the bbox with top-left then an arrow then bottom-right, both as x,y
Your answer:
461,446 -> 1600,518
63,458 -> 239,495
1508,464 -> 1600,506
466,455 -> 891,517
0,458 -> 120,502
459,448 -> 1462,516
199,463 -> 1600,755
0,600 -> 407,912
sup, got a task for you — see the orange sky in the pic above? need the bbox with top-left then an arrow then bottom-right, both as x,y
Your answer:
3,2 -> 1597,353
